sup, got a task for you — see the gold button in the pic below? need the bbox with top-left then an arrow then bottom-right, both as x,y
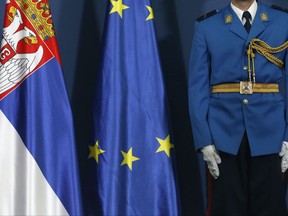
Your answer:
243,99 -> 249,104
243,66 -> 248,70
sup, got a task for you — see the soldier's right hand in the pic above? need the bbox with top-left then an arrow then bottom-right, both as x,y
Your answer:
280,141 -> 288,172
201,145 -> 221,179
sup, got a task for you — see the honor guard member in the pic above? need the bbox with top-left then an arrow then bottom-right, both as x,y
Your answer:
188,0 -> 288,215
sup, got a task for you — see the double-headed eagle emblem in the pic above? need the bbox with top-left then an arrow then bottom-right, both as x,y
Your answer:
0,3 -> 44,100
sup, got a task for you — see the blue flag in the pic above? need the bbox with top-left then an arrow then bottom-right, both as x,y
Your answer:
0,0 -> 82,215
87,0 -> 180,215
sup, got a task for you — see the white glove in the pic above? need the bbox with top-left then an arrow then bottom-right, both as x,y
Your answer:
201,145 -> 221,179
279,141 -> 288,173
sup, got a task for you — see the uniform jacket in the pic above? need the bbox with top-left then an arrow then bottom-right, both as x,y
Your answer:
188,2 -> 288,156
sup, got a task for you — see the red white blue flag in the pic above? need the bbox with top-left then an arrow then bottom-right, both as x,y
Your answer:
0,0 -> 82,214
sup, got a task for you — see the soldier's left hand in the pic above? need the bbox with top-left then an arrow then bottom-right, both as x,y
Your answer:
279,141 -> 288,172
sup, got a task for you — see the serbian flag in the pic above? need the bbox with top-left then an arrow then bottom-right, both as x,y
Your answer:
0,0 -> 82,215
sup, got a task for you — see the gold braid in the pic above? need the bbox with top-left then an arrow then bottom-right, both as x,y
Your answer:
247,38 -> 288,83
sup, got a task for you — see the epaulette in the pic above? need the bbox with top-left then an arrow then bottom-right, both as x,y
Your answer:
272,5 -> 288,13
197,9 -> 219,22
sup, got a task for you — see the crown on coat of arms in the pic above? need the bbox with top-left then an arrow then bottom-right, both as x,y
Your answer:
15,0 -> 55,40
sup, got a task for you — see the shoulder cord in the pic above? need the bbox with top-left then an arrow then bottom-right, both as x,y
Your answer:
247,38 -> 288,83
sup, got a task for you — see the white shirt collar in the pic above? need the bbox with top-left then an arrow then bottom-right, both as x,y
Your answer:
231,0 -> 258,24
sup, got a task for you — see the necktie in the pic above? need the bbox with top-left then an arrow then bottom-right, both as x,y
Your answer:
242,11 -> 252,33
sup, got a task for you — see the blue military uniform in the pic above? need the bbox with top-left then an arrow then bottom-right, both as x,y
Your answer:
189,2 -> 288,215
189,2 -> 288,156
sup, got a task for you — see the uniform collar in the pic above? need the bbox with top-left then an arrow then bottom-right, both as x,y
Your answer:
224,2 -> 269,43
231,0 -> 258,24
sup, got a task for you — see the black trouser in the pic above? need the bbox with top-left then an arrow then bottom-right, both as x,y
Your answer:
206,133 -> 288,216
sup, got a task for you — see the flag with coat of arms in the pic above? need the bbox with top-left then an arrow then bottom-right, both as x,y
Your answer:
0,0 -> 82,215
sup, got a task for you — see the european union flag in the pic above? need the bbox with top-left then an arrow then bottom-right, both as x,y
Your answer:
87,0 -> 180,215
0,0 -> 82,214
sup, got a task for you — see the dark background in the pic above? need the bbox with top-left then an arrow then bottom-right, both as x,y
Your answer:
1,0 -> 288,215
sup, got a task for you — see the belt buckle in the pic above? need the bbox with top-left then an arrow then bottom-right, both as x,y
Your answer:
240,81 -> 253,94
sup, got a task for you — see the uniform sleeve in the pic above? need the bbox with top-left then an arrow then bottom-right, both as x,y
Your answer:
188,21 -> 212,151
284,48 -> 288,141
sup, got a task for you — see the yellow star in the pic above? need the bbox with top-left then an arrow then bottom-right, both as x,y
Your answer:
121,147 -> 140,171
146,5 -> 154,21
88,140 -> 105,163
156,134 -> 174,157
109,0 -> 129,19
